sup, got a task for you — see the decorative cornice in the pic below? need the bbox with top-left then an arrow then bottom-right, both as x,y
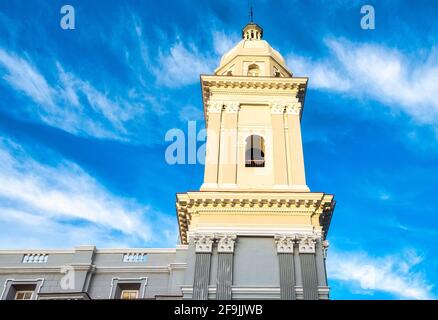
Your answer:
217,234 -> 237,253
320,200 -> 335,240
274,235 -> 295,253
176,192 -> 335,245
201,75 -> 307,115
201,75 -> 308,91
193,234 -> 215,253
177,197 -> 331,210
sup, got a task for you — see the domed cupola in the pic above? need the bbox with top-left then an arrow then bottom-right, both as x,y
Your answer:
215,21 -> 293,78
242,22 -> 263,40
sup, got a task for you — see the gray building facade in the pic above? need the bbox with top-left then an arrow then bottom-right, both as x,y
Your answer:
0,236 -> 330,300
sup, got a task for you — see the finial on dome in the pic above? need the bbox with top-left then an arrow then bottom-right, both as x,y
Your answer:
242,3 -> 262,40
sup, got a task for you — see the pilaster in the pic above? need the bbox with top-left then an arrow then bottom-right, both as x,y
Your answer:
202,101 -> 223,189
270,103 -> 288,187
315,239 -> 328,288
216,234 -> 237,300
218,101 -> 240,187
285,102 -> 308,190
298,235 -> 318,300
193,234 -> 214,300
275,235 -> 295,300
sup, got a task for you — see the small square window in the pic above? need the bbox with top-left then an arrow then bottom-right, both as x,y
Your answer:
14,291 -> 33,300
120,290 -> 139,300
110,279 -> 146,300
3,281 -> 42,300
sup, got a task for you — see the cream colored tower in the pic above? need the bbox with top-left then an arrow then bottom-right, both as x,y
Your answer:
177,22 -> 335,300
201,23 -> 308,192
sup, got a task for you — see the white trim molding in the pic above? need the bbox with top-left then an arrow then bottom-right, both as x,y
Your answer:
109,277 -> 148,299
1,278 -> 44,300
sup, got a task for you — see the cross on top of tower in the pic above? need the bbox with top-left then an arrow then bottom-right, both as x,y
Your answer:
242,3 -> 262,40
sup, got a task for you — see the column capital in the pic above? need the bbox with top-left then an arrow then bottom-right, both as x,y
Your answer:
207,100 -> 223,113
285,102 -> 302,115
223,101 -> 240,113
217,234 -> 237,253
193,234 -> 215,253
297,235 -> 317,253
270,102 -> 285,114
274,235 -> 295,253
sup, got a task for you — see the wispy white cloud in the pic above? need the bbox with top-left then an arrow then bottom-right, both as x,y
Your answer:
120,13 -> 152,88
0,207 -> 134,249
152,29 -> 241,88
287,53 -> 351,91
327,249 -> 434,299
0,23 -> 240,138
287,39 -> 438,125
153,41 -> 215,88
178,104 -> 204,122
56,64 -> 144,136
212,30 -> 240,56
0,48 -> 154,142
0,138 -> 177,248
0,49 -> 56,108
384,217 -> 438,238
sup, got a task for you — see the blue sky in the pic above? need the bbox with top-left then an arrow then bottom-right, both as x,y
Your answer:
0,0 -> 437,300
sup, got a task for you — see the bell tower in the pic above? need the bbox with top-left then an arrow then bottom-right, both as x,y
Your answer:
176,22 -> 335,300
200,21 -> 309,192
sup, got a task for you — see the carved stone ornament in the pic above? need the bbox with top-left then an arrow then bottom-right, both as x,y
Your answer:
224,101 -> 240,113
298,235 -> 316,253
217,234 -> 237,253
322,239 -> 329,258
285,102 -> 302,115
270,103 -> 285,114
207,101 -> 223,114
194,234 -> 214,253
274,235 -> 295,253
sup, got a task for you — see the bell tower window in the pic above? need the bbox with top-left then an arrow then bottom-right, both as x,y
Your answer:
245,135 -> 265,167
247,64 -> 260,77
